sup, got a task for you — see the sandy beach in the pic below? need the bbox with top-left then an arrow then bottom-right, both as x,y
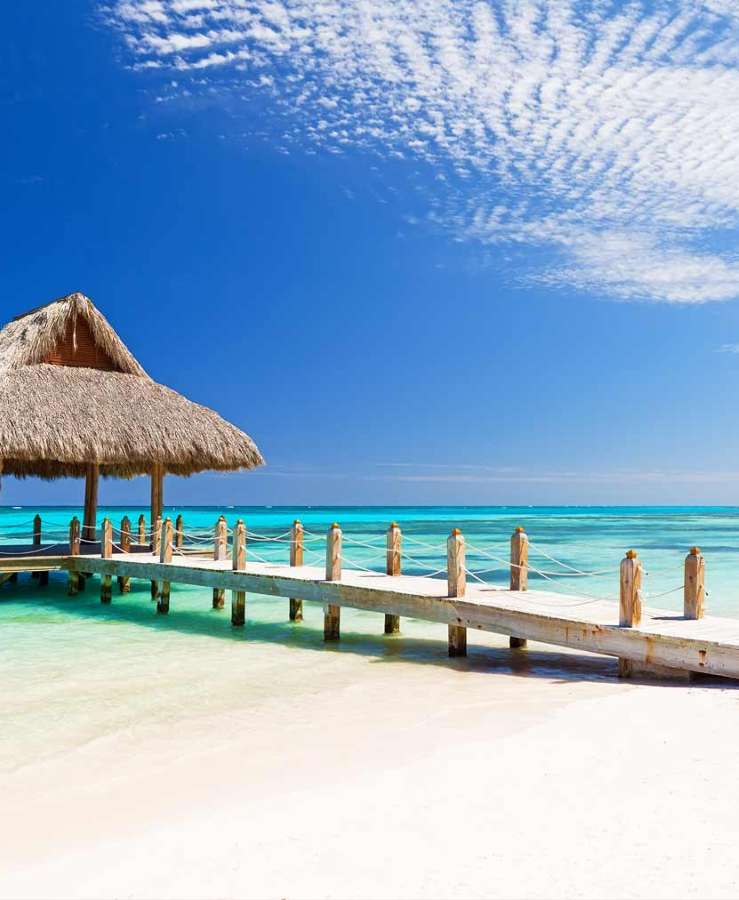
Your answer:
2,626 -> 738,900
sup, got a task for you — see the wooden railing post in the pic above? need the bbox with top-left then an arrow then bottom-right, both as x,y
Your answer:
384,522 -> 402,635
212,515 -> 228,609
231,519 -> 246,627
100,518 -> 113,604
684,547 -> 705,620
447,528 -> 467,657
175,514 -> 184,549
137,514 -> 146,546
618,549 -> 643,678
68,516 -> 80,596
118,515 -> 131,593
32,514 -> 44,581
289,520 -> 304,622
151,515 -> 162,600
324,523 -> 342,641
509,526 -> 529,649
157,517 -> 173,614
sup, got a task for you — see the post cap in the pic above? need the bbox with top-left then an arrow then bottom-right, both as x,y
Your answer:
625,549 -> 637,559
293,519 -> 302,526
330,522 -> 340,529
689,546 -> 701,556
451,527 -> 462,536
515,526 -> 525,533
389,521 -> 399,529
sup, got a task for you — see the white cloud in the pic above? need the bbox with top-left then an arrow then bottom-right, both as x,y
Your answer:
104,0 -> 739,303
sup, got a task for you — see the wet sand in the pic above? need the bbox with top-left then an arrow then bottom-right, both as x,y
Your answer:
2,629 -> 738,900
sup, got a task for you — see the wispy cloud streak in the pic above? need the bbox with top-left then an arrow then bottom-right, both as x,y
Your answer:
105,0 -> 739,303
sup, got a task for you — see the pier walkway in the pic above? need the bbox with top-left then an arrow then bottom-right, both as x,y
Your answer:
3,515 -> 739,680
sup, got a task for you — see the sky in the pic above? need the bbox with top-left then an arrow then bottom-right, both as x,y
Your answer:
4,0 -> 739,506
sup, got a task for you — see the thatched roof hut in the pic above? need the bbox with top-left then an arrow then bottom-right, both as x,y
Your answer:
0,292 -> 264,537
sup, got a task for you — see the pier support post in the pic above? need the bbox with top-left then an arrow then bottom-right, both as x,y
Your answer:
684,547 -> 705,620
175,514 -> 184,550
212,516 -> 228,610
447,528 -> 467,657
618,549 -> 643,678
509,526 -> 529,649
384,522 -> 402,635
67,517 -> 81,596
100,518 -> 113,604
137,514 -> 147,546
32,514 -> 48,583
118,515 -> 131,593
289,520 -> 304,622
231,520 -> 246,627
151,515 -> 162,600
157,517 -> 173,614
324,523 -> 342,641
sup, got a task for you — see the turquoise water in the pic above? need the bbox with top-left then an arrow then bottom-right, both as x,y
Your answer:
2,505 -> 738,770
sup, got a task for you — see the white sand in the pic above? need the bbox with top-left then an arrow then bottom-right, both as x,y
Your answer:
2,636 -> 738,900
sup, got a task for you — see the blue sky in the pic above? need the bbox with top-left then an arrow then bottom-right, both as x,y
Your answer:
4,0 -> 739,506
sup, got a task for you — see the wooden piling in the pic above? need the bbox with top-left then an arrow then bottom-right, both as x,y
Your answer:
175,514 -> 184,550
384,522 -> 401,635
157,517 -> 173,614
447,528 -> 467,657
118,515 -> 131,593
231,519 -> 246,626
289,520 -> 304,622
32,514 -> 44,581
509,526 -> 529,648
324,523 -> 342,641
100,518 -> 113,604
67,517 -> 81,595
212,516 -> 228,609
137,514 -> 147,546
151,515 -> 162,600
684,547 -> 705,620
618,549 -> 643,678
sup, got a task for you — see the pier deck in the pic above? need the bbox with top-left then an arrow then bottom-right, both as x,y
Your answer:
60,550 -> 739,680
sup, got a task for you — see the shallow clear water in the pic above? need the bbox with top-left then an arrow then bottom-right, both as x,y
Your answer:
2,505 -> 738,770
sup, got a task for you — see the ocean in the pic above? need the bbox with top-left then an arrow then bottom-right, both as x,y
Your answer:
2,505 -> 738,771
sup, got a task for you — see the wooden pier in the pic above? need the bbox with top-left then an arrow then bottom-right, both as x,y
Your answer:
3,516 -> 739,681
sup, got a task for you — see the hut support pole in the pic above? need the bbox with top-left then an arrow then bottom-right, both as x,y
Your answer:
83,464 -> 99,543
509,527 -> 529,649
447,529 -> 467,657
289,520 -> 304,622
231,520 -> 246,627
384,523 -> 401,635
324,523 -> 342,641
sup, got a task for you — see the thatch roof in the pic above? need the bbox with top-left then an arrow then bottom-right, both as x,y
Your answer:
0,292 -> 265,479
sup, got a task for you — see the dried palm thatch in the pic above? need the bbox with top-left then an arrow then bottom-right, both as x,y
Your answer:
0,292 -> 264,479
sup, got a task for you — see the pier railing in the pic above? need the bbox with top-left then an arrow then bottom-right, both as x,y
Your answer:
0,512 -> 724,678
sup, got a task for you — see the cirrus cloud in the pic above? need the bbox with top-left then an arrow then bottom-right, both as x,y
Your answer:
105,0 -> 739,303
